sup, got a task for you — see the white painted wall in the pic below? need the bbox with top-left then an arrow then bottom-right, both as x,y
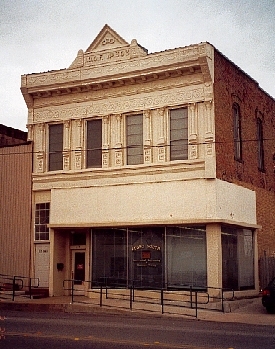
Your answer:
50,179 -> 256,227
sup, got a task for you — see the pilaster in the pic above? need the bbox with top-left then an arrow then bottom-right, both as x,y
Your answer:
157,107 -> 166,162
144,110 -> 152,164
115,114 -> 123,166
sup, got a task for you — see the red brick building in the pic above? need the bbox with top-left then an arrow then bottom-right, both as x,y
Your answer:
214,49 -> 275,259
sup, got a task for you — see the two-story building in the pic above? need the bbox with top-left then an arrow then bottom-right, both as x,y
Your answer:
21,25 -> 275,297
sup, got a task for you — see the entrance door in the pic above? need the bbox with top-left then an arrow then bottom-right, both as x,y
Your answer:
35,244 -> 50,288
72,250 -> 86,293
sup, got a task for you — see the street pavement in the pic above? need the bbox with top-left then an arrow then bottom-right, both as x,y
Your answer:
0,293 -> 274,326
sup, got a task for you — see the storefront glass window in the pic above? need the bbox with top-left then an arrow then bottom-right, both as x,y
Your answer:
166,226 -> 207,288
129,227 -> 164,288
92,226 -> 206,289
92,228 -> 127,286
222,226 -> 254,291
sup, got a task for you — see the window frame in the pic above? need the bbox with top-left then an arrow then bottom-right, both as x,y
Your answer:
125,113 -> 144,165
86,118 -> 103,169
256,115 -> 265,172
233,103 -> 242,162
35,203 -> 50,241
48,123 -> 64,171
169,107 -> 188,161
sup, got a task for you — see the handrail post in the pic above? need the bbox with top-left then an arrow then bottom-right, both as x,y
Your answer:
12,276 -> 16,301
190,285 -> 193,308
29,278 -> 32,299
161,289 -> 164,314
195,290 -> 198,318
221,288 -> 224,312
130,286 -> 132,310
71,279 -> 74,304
100,284 -> 103,307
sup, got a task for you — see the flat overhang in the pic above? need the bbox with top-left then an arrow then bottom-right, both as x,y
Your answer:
48,219 -> 261,230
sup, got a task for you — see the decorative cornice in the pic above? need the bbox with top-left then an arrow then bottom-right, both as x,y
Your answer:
21,43 -> 213,97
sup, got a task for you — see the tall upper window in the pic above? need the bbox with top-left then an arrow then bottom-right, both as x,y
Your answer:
126,114 -> 143,165
170,107 -> 188,161
233,103 -> 242,161
49,124 -> 63,171
257,116 -> 264,172
86,119 -> 102,168
35,203 -> 50,241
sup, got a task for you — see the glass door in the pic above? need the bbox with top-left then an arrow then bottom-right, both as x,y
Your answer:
72,250 -> 85,292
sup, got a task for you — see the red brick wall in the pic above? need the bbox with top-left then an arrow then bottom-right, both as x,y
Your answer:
213,48 -> 275,257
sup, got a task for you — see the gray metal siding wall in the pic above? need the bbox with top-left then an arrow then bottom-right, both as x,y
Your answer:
0,143 -> 32,277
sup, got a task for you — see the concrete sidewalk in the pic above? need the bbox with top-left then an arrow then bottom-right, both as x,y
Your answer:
1,293 -> 274,326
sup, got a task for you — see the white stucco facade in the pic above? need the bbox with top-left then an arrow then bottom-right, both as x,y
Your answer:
21,25 -> 259,297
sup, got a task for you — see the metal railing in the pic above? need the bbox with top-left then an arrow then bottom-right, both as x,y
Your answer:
0,273 -> 39,301
63,278 -> 234,317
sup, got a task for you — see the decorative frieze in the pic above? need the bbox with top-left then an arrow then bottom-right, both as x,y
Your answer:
32,86 -> 206,124
74,150 -> 82,170
158,146 -> 166,163
144,148 -> 152,164
63,150 -> 70,171
102,151 -> 109,168
190,145 -> 198,159
115,150 -> 123,167
36,151 -> 45,173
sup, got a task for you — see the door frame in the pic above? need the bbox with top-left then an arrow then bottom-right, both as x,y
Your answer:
71,249 -> 86,293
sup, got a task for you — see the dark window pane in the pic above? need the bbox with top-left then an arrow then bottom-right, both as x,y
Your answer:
166,226 -> 206,287
87,119 -> 102,168
257,117 -> 264,171
49,124 -> 63,171
126,114 -> 143,165
92,228 -> 127,287
170,108 -> 188,161
35,203 -> 50,241
233,104 -> 242,161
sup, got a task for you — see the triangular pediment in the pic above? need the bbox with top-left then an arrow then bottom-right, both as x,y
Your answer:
86,24 -> 129,52
69,24 -> 147,69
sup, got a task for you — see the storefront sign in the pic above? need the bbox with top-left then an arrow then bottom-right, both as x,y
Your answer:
132,244 -> 161,251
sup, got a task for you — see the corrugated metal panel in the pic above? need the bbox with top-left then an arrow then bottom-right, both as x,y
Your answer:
0,143 -> 32,278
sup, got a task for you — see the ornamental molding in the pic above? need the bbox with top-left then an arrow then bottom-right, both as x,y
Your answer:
32,74 -> 204,109
32,85 -> 208,124
23,43 -> 212,90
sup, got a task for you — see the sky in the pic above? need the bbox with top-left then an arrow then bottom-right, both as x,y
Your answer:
0,0 -> 274,131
